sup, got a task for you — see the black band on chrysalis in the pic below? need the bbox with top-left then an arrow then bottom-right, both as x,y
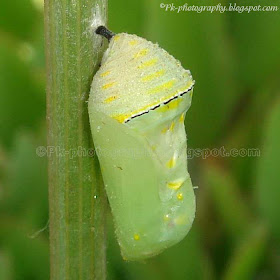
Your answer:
96,26 -> 115,41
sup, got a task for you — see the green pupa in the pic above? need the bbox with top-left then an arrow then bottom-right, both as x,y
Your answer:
88,26 -> 196,261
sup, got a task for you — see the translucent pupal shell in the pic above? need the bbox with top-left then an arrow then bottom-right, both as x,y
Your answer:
88,32 -> 195,260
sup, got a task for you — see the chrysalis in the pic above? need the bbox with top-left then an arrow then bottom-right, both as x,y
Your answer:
88,26 -> 196,261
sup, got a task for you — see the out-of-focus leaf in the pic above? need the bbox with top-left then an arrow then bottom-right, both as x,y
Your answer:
0,44 -> 45,148
223,223 -> 268,280
203,161 -> 252,239
149,226 -> 213,280
28,22 -> 46,72
224,85 -> 278,190
1,131 -> 48,227
0,221 -> 49,280
256,99 -> 280,245
0,0 -> 38,40
0,145 -> 8,183
229,0 -> 280,90
0,250 -> 14,280
109,0 -> 145,35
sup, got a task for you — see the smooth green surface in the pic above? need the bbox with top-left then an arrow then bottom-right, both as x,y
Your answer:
89,96 -> 195,260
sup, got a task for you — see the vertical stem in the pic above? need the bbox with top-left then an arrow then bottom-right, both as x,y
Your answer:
44,0 -> 107,279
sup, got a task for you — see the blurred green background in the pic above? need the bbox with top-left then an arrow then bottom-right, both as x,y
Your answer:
1,0 -> 280,279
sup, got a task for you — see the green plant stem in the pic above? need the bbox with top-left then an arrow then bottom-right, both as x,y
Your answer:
44,0 -> 107,279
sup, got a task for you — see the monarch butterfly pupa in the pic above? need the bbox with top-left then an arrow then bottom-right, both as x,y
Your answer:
88,26 -> 196,261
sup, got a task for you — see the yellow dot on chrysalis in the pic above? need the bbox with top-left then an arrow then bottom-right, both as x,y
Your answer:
170,121 -> 175,131
157,99 -> 182,113
166,156 -> 176,168
100,70 -> 110,77
134,48 -> 148,59
163,214 -> 170,221
177,193 -> 183,200
179,113 -> 185,123
167,181 -> 183,190
102,82 -> 116,89
161,126 -> 168,134
138,58 -> 158,69
151,145 -> 156,151
114,34 -> 120,41
141,69 -> 165,82
129,40 -> 138,46
113,113 -> 130,123
104,95 -> 118,103
168,99 -> 182,110
148,80 -> 175,95
134,234 -> 140,241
